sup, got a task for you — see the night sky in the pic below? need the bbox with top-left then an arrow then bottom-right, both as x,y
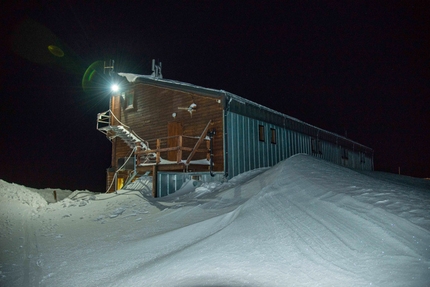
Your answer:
1,1 -> 429,192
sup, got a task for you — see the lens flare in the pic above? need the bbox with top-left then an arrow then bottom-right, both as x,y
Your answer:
82,61 -> 106,93
48,45 -> 64,57
11,18 -> 82,74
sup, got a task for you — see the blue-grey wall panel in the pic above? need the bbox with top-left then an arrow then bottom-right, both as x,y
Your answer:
226,112 -> 374,179
157,172 -> 225,197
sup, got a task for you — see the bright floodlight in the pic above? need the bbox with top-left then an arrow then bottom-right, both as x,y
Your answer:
111,84 -> 119,92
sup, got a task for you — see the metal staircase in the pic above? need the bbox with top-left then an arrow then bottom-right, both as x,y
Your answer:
98,125 -> 141,149
96,110 -> 148,149
97,110 -> 156,191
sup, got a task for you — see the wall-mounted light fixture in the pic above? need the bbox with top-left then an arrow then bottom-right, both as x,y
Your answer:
111,84 -> 119,92
178,102 -> 197,117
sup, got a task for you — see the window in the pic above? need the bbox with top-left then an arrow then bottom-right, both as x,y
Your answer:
270,128 -> 276,144
311,138 -> 322,154
311,138 -> 317,153
259,125 -> 265,142
117,177 -> 124,190
191,175 -> 201,181
341,147 -> 348,159
360,152 -> 365,163
122,90 -> 135,110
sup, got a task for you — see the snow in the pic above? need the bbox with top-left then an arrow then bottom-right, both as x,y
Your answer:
1,154 -> 429,286
117,73 -> 222,96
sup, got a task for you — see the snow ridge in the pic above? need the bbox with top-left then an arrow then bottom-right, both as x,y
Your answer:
1,155 -> 429,286
0,180 -> 47,209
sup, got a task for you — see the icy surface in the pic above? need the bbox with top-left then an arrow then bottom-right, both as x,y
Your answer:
1,154 -> 429,286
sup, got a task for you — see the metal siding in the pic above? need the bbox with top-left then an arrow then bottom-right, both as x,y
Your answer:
233,113 -> 239,175
288,130 -> 293,157
258,121 -> 264,168
227,113 -> 235,177
299,134 -> 304,153
237,114 -> 243,174
269,124 -> 274,165
244,118 -> 250,172
248,118 -> 254,170
351,152 -> 356,169
245,118 -> 250,171
157,172 -> 225,197
250,118 -> 257,170
292,132 -> 296,154
226,111 -> 373,180
242,117 -> 248,172
298,133 -> 303,153
157,173 -> 183,197
301,134 -> 307,154
278,128 -> 284,161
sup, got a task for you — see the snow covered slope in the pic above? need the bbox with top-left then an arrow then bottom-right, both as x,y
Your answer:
1,154 -> 429,286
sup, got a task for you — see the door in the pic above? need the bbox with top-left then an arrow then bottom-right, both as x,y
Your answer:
167,122 -> 183,161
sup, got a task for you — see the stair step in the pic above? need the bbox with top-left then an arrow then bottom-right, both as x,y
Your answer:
98,125 -> 142,148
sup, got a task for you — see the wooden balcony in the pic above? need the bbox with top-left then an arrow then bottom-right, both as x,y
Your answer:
136,121 -> 212,168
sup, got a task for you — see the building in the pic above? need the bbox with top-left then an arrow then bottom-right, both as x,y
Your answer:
97,65 -> 373,197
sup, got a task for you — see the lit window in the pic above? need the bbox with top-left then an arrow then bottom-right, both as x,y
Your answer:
117,177 -> 124,190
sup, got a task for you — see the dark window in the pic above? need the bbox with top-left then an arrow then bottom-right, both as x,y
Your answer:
270,128 -> 276,144
122,90 -> 135,110
341,148 -> 348,159
311,138 -> 317,153
311,138 -> 322,154
259,125 -> 265,142
360,152 -> 365,163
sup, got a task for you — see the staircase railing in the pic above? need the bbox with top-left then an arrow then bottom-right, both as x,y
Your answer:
97,110 -> 131,131
97,110 -> 147,143
136,120 -> 212,166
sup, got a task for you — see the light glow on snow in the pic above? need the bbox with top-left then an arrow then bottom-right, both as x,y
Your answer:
1,154 -> 429,286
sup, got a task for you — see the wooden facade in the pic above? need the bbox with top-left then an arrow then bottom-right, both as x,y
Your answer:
99,77 -> 225,195
97,72 -> 374,196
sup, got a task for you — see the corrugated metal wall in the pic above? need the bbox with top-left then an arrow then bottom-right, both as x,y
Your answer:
225,112 -> 373,179
157,172 -> 225,197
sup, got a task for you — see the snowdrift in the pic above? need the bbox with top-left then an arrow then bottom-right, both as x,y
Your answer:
1,154 -> 429,286
0,180 -> 47,210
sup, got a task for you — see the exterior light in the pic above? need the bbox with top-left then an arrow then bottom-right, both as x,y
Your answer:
111,84 -> 119,92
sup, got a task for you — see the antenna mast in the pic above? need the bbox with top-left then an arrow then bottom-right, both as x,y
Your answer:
104,60 -> 115,77
151,59 -> 162,79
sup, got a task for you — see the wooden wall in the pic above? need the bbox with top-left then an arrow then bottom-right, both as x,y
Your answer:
112,83 -> 224,172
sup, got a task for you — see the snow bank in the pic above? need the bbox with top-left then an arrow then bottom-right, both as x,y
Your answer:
27,187 -> 74,203
0,180 -> 47,210
1,155 -> 429,287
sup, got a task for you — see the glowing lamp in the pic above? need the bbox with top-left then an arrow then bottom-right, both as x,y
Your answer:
111,84 -> 119,92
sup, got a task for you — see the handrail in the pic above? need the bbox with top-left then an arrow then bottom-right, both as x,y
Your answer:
97,110 -> 131,129
97,110 -> 212,166
97,110 -> 149,147
110,110 -> 131,129
186,120 -> 212,164
136,121 -> 212,165
96,110 -> 111,130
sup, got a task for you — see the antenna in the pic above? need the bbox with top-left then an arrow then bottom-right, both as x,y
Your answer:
104,60 -> 115,77
151,59 -> 162,79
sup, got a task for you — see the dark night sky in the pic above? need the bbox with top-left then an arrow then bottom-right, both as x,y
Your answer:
1,1 -> 429,191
